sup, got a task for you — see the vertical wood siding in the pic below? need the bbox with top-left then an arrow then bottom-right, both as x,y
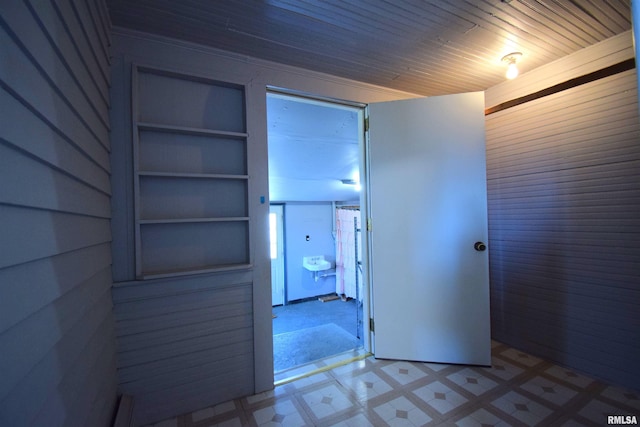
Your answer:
0,1 -> 117,426
485,33 -> 640,390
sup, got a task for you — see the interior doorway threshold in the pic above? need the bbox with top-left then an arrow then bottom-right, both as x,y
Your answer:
274,348 -> 370,387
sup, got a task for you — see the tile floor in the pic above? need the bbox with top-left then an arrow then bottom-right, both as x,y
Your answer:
145,341 -> 639,427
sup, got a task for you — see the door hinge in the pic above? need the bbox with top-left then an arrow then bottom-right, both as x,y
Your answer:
364,116 -> 370,132
369,318 -> 375,333
367,218 -> 372,232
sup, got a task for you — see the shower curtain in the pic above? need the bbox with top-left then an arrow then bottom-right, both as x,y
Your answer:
335,208 -> 362,300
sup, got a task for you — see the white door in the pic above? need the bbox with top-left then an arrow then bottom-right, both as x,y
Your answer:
368,92 -> 491,365
269,205 -> 285,306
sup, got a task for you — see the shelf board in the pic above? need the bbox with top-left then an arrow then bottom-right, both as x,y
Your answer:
138,263 -> 253,280
137,122 -> 248,138
138,217 -> 249,225
138,171 -> 249,179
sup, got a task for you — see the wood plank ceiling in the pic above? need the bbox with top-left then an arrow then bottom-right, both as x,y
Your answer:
107,0 -> 632,96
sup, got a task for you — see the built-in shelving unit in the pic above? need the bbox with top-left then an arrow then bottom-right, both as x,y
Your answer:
132,66 -> 250,279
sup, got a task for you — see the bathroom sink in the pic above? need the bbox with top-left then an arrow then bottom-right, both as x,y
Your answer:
303,256 -> 332,272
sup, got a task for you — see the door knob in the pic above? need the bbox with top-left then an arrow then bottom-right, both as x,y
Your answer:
474,241 -> 487,252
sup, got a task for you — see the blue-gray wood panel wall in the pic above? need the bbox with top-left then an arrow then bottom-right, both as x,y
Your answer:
0,1 -> 118,426
486,62 -> 640,388
109,57 -> 256,426
111,273 -> 254,425
107,24 -> 408,424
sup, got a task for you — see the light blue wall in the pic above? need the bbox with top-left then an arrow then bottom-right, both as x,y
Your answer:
284,202 -> 337,302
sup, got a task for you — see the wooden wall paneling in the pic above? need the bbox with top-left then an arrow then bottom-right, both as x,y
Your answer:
67,0 -> 111,69
487,73 -> 638,142
117,339 -> 250,385
0,207 -> 111,268
0,1 -> 117,425
0,143 -> 110,216
111,60 -> 255,423
84,0 -> 111,60
87,357 -> 119,427
92,0 -> 112,48
108,27 -> 417,423
131,362 -> 253,426
0,25 -> 110,170
29,312 -> 117,427
0,288 -> 114,426
115,284 -> 251,329
0,267 -> 112,400
111,269 -> 253,302
113,277 -> 254,425
118,313 -> 252,355
3,0 -> 110,142
113,276 -> 253,390
51,0 -> 110,103
485,33 -> 640,389
486,31 -> 634,106
0,244 -> 112,332
115,299 -> 250,337
121,329 -> 253,398
0,89 -> 111,193
125,351 -> 254,398
118,321 -> 253,375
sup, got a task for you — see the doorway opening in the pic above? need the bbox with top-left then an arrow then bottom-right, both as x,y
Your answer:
266,90 -> 368,377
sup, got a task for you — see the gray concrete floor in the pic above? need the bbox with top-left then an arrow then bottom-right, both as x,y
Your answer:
272,297 -> 364,371
272,297 -> 363,337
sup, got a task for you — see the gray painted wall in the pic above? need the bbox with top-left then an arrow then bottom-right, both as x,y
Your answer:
485,32 -> 640,390
108,29 -> 411,425
110,60 -> 258,427
284,202 -> 337,302
2,5 -> 636,425
0,1 -> 118,426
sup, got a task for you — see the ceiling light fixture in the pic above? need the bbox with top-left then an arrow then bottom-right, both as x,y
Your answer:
501,52 -> 522,79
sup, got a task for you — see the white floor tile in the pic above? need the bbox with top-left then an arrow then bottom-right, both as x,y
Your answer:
380,361 -> 428,385
520,375 -> 578,406
374,396 -> 432,427
412,380 -> 467,414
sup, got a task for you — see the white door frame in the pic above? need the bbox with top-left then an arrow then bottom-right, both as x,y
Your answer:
266,88 -> 372,353
270,204 -> 285,306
